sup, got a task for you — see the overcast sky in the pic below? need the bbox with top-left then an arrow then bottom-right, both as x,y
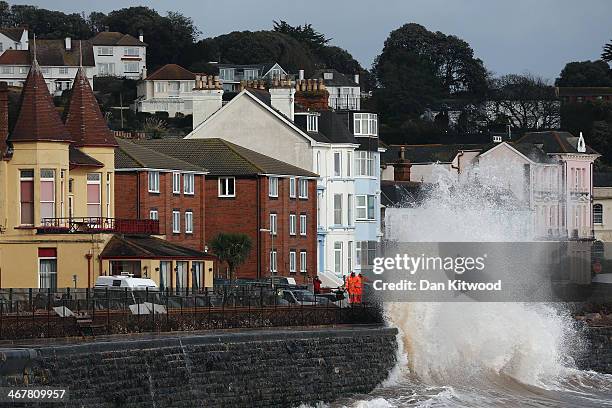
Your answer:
12,0 -> 612,81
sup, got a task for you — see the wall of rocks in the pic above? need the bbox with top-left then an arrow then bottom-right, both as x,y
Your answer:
2,326 -> 398,407
576,326 -> 612,374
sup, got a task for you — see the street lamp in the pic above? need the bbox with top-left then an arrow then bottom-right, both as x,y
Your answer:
259,227 -> 275,277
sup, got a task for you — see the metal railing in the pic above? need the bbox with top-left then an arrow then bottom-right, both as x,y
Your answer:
37,218 -> 160,235
0,286 -> 380,340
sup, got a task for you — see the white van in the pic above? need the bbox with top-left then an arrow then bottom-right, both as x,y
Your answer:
94,274 -> 158,290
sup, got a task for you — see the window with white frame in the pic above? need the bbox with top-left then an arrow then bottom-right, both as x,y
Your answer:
356,195 -> 376,220
270,213 -> 277,235
355,151 -> 375,177
289,250 -> 296,273
347,152 -> 352,177
307,114 -> 318,132
184,173 -> 194,195
1,66 -> 13,74
58,67 -> 68,75
348,241 -> 353,272
334,194 -> 343,225
124,62 -> 139,73
334,152 -> 342,177
106,172 -> 111,217
40,169 -> 55,221
300,214 -> 307,236
172,210 -> 180,233
172,172 -> 181,194
300,251 -> 307,273
298,178 -> 308,198
185,211 -> 193,234
289,177 -> 296,198
149,210 -> 158,220
38,248 -> 57,290
124,47 -> 139,56
98,63 -> 115,75
347,194 -> 353,226
243,69 -> 257,80
269,177 -> 278,197
98,47 -> 113,56
270,250 -> 277,273
18,66 -> 28,74
594,204 -> 603,224
289,214 -> 296,235
87,173 -> 101,217
219,68 -> 234,81
20,169 -> 34,225
353,113 -> 378,136
218,177 -> 235,197
334,242 -> 343,274
155,82 -> 166,93
148,171 -> 160,193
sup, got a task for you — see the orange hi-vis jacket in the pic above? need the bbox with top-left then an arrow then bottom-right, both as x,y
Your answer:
346,275 -> 356,294
354,275 -> 363,294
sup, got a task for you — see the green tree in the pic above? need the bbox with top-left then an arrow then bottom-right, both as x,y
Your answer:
556,60 -> 612,87
273,20 -> 330,50
561,100 -> 612,167
602,40 -> 612,63
10,4 -> 92,39
209,233 -> 253,282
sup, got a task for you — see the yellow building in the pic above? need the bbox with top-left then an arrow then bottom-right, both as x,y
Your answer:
0,60 -> 213,290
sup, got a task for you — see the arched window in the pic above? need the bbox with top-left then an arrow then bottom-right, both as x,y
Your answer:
593,204 -> 603,225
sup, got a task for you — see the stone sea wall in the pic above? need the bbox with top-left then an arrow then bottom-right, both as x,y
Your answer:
576,326 -> 612,374
2,326 -> 398,407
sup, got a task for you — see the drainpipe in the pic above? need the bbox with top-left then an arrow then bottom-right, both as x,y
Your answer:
136,172 -> 141,219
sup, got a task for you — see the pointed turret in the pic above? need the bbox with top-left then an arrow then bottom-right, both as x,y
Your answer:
9,60 -> 71,143
64,67 -> 117,147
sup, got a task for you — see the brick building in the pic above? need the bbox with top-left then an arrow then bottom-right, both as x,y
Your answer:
131,138 -> 319,283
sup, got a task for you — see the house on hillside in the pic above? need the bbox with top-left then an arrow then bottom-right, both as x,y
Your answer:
0,27 -> 28,54
90,31 -> 147,79
556,87 -> 612,104
313,69 -> 361,111
135,64 -> 196,116
217,62 -> 287,92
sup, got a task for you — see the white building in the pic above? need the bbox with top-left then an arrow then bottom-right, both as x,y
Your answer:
217,63 -> 287,92
90,31 -> 147,79
0,27 -> 28,54
314,69 -> 360,111
136,64 -> 196,116
0,38 -> 95,95
594,172 -> 612,243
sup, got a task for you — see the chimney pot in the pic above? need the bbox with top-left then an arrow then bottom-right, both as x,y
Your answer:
139,30 -> 144,43
65,37 -> 71,51
298,69 -> 304,80
354,74 -> 360,84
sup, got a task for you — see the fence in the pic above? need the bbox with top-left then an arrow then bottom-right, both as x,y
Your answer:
0,286 -> 381,340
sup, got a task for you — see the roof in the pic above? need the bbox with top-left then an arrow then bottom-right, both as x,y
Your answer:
314,68 -> 358,87
134,138 -> 318,177
594,172 -> 612,187
517,131 -> 598,155
146,64 -> 195,81
90,32 -> 146,47
9,62 -> 71,143
100,235 -> 211,260
64,68 -> 116,147
69,145 -> 103,168
115,138 -> 204,172
294,111 -> 358,144
556,87 -> 612,97
383,144 -> 485,164
217,62 -> 280,77
0,27 -> 25,42
0,40 -> 95,67
381,181 -> 430,207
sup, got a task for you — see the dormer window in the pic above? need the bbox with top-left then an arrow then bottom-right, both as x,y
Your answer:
323,72 -> 333,80
307,114 -> 318,132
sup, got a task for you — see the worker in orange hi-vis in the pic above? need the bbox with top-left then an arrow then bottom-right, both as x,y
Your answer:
354,273 -> 364,304
346,272 -> 357,304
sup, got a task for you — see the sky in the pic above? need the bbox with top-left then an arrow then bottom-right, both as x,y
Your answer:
11,0 -> 612,81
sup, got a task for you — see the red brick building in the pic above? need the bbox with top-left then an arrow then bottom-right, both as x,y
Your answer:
556,87 -> 612,103
132,138 -> 318,283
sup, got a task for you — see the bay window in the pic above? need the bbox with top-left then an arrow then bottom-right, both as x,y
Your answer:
353,113 -> 378,136
87,173 -> 101,217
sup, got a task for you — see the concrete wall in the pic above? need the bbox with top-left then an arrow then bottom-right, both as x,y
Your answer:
2,326 -> 398,407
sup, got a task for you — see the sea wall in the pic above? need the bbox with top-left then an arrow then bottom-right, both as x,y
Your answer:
0,326 -> 398,407
576,326 -> 612,374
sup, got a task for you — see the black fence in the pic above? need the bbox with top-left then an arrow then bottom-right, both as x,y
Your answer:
0,286 -> 382,340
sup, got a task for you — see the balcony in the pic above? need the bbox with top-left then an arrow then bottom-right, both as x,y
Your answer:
37,218 -> 160,235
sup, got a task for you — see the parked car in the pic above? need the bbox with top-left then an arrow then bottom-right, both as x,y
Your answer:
279,289 -> 336,306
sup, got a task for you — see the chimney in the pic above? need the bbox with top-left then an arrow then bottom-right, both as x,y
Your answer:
189,74 -> 224,129
354,74 -> 359,84
298,69 -> 304,81
294,78 -> 329,111
394,146 -> 412,182
269,81 -> 296,121
0,82 -> 8,157
139,30 -> 144,43
65,37 -> 71,51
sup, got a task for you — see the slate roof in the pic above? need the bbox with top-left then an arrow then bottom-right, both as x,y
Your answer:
9,61 -> 71,143
294,111 -> 358,145
383,144 -> 485,164
69,145 -> 103,168
100,235 -> 211,260
314,68 -> 358,87
91,32 -> 146,47
0,27 -> 26,42
65,68 -> 116,147
134,138 -> 318,177
594,172 -> 612,187
381,181 -> 430,207
146,64 -> 195,81
0,40 -> 95,67
517,131 -> 599,154
115,138 -> 204,172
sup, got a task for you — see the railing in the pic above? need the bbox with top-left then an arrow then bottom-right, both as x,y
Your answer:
329,96 -> 360,111
0,286 -> 381,340
37,218 -> 160,235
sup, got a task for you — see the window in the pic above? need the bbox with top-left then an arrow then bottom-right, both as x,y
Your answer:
300,251 -> 307,273
219,68 -> 234,81
106,173 -> 111,218
243,69 -> 257,80
300,214 -> 307,236
155,82 -> 167,93
594,204 -> 603,225
289,177 -> 296,198
60,170 -> 65,218
98,63 -> 115,75
356,151 -> 375,177
172,172 -> 181,194
149,210 -> 158,220
357,241 -> 377,267
124,62 -> 139,73
270,250 -> 277,273
334,194 -> 343,225
20,169 -> 34,225
347,152 -> 352,177
58,67 -> 68,75
348,241 -> 353,272
356,195 -> 376,220
218,177 -> 235,197
124,47 -> 139,56
185,211 -> 193,234
299,178 -> 308,198
19,66 -> 28,74
270,213 -> 277,235
192,261 -> 204,289
324,72 -> 333,80
307,114 -> 318,132
38,248 -> 57,290
269,177 -> 278,197
159,261 -> 171,290
98,47 -> 113,56
289,250 -> 297,273
148,171 -> 160,193
348,194 -> 353,226
40,169 -> 55,221
87,173 -> 101,217
172,210 -> 180,233
334,152 -> 342,177
175,261 -> 188,291
289,214 -> 296,235
334,242 -> 343,274
1,66 -> 13,74
184,173 -> 194,195
353,113 -> 378,136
